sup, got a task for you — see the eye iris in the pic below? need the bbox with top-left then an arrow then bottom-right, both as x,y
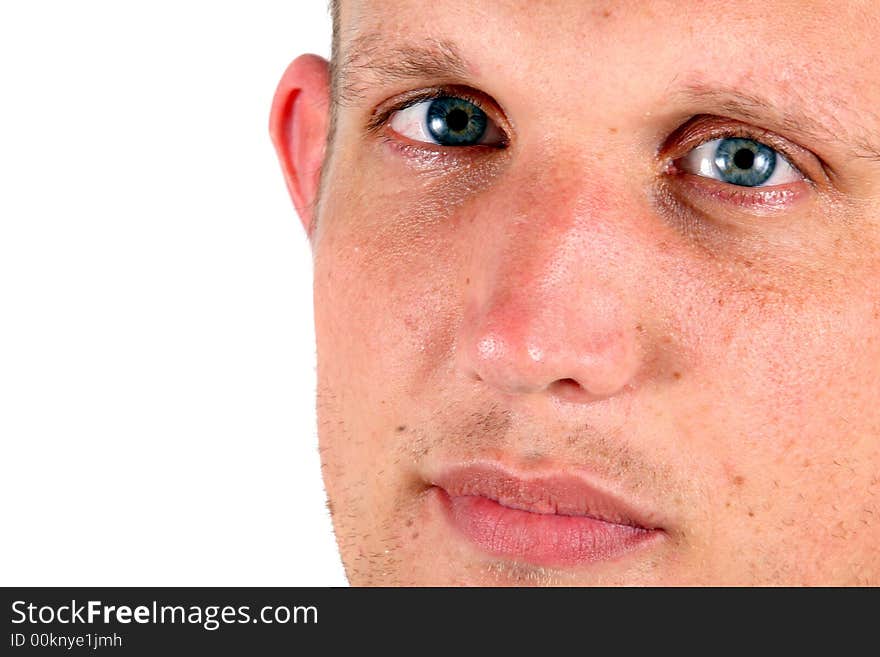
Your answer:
713,138 -> 776,186
426,97 -> 487,146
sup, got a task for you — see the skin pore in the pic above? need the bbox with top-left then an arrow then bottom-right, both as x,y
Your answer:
272,0 -> 880,585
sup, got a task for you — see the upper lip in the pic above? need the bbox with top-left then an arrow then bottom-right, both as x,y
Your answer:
427,461 -> 664,531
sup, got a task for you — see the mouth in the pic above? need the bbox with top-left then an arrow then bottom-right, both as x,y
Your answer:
427,462 -> 666,568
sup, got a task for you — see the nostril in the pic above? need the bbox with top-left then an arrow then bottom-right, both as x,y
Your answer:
551,378 -> 583,395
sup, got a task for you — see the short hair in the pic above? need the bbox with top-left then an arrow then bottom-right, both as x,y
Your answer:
329,0 -> 341,99
305,0 -> 341,233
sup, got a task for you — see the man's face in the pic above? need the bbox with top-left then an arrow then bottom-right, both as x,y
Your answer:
302,0 -> 880,584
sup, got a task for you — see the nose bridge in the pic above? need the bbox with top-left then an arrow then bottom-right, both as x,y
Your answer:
457,153 -> 642,402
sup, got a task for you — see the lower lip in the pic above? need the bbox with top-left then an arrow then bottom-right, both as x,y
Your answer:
438,490 -> 659,567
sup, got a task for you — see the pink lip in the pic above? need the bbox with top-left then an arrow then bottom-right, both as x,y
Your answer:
428,463 -> 665,567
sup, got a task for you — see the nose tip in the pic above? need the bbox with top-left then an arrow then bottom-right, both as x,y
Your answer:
461,313 -> 641,403
453,157 -> 646,404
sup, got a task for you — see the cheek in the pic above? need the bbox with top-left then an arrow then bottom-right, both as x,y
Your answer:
703,276 -> 878,457
670,251 -> 880,563
314,151 -> 498,401
311,159 -> 481,572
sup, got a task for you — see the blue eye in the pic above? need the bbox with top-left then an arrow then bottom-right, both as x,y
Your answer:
426,97 -> 487,145
713,138 -> 775,186
388,95 -> 506,147
678,137 -> 803,187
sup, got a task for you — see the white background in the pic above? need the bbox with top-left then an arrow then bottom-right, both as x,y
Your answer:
0,1 -> 347,585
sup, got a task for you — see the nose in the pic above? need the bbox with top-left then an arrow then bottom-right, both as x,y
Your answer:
455,167 -> 644,404
461,298 -> 641,402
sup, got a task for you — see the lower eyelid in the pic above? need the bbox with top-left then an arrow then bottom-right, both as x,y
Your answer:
671,172 -> 812,213
377,130 -> 503,172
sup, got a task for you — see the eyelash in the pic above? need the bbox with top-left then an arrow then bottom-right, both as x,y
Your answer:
368,87 -> 496,136
371,91 -> 816,193
664,120 -> 811,184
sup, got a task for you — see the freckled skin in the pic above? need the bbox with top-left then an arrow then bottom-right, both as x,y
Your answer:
282,0 -> 880,585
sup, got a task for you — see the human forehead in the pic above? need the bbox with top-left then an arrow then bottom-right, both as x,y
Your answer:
343,0 -> 880,33
340,0 -> 879,87
337,0 -> 880,169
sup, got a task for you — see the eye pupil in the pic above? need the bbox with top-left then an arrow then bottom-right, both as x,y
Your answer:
445,108 -> 469,132
733,148 -> 754,170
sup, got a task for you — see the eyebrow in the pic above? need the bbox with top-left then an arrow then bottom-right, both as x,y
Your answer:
673,83 -> 880,163
334,35 -> 880,164
334,34 -> 470,107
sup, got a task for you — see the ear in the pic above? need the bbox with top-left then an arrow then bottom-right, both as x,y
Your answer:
270,54 -> 331,237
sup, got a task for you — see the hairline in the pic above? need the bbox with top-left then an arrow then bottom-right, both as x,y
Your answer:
307,0 -> 341,239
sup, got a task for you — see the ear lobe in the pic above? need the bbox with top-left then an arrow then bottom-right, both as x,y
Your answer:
270,54 -> 331,237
